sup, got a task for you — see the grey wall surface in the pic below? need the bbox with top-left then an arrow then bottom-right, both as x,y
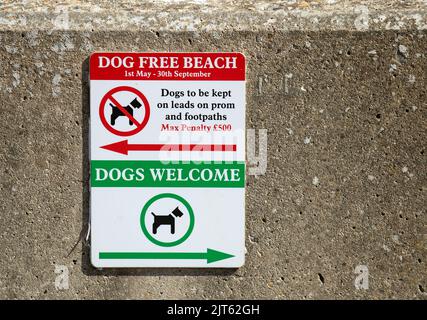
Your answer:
0,1 -> 426,299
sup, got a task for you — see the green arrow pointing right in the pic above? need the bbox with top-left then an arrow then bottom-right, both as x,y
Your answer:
99,248 -> 234,264
206,249 -> 234,263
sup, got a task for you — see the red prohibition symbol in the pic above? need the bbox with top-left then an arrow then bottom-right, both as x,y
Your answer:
99,86 -> 150,136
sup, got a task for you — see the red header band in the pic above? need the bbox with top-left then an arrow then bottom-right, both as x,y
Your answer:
90,52 -> 245,81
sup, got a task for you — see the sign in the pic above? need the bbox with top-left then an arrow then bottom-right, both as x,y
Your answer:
90,52 -> 246,268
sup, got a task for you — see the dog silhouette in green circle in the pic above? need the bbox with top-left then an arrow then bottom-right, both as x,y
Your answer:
151,206 -> 184,235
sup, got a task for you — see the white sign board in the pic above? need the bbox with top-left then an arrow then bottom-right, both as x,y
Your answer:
90,53 -> 246,267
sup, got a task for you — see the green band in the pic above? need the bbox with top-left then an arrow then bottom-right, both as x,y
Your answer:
91,160 -> 245,188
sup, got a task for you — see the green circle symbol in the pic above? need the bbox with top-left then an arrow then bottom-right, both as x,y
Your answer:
140,193 -> 194,247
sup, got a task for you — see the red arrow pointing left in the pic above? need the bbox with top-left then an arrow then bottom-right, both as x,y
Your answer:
100,140 -> 237,155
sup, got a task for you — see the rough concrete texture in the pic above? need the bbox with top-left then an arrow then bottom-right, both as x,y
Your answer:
1,0 -> 427,32
0,1 -> 426,299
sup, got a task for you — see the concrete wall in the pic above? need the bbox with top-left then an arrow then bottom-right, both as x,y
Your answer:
0,1 -> 426,299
